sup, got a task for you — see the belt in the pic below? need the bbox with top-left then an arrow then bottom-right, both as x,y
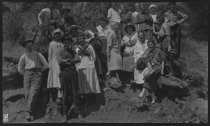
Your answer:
26,68 -> 41,72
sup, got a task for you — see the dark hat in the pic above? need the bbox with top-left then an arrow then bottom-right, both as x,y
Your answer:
20,39 -> 34,47
138,23 -> 152,32
124,23 -> 136,33
61,8 -> 71,14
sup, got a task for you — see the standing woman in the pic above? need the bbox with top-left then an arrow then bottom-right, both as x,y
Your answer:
76,34 -> 101,111
107,2 -> 121,27
121,23 -> 138,84
107,23 -> 123,83
47,28 -> 64,103
133,32 -> 149,89
120,4 -> 132,36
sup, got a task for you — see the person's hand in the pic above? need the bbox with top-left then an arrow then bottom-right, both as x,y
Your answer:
107,54 -> 111,61
50,20 -> 55,24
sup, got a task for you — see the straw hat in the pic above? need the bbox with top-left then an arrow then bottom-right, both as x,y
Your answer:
51,28 -> 64,37
149,4 -> 157,9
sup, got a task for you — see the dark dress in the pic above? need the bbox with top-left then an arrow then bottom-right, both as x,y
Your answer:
59,47 -> 80,115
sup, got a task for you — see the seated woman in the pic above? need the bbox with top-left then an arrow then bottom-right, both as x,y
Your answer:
121,23 -> 137,84
137,42 -> 165,104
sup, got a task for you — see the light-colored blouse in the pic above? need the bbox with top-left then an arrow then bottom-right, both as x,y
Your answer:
18,51 -> 48,75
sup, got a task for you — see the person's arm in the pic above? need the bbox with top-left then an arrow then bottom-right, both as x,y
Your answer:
107,32 -> 113,61
39,53 -> 49,71
107,8 -> 112,22
161,61 -> 164,75
177,11 -> 188,24
48,43 -> 53,63
17,55 -> 25,75
38,10 -> 44,25
87,45 -> 96,61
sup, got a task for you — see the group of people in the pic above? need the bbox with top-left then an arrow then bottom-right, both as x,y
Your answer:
17,2 -> 188,122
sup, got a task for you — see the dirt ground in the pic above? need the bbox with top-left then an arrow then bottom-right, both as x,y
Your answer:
2,22 -> 208,123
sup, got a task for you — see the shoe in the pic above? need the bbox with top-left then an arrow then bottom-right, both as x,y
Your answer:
25,112 -> 31,122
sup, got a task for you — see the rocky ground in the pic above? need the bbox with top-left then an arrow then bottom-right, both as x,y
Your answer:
2,34 -> 208,123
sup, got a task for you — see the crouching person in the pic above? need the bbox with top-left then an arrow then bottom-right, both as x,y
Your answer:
18,39 -> 49,122
137,44 -> 165,104
59,38 -> 82,121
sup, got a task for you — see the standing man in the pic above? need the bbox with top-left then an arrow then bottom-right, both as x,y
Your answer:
18,39 -> 48,122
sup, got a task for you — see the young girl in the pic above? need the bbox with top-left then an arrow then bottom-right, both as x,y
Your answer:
18,39 -> 48,121
133,32 -> 148,87
121,23 -> 138,84
47,28 -> 64,104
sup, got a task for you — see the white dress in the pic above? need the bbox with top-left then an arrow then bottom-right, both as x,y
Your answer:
133,39 -> 148,84
47,41 -> 64,88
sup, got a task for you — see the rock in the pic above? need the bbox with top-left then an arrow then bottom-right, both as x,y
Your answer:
158,76 -> 189,89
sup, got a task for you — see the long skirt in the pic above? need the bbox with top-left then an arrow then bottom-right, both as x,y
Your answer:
108,49 -> 122,71
122,53 -> 134,72
47,59 -> 61,88
77,67 -> 101,94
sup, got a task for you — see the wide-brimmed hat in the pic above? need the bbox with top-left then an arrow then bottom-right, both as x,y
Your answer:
51,28 -> 64,37
124,23 -> 136,33
149,4 -> 157,9
138,23 -> 152,32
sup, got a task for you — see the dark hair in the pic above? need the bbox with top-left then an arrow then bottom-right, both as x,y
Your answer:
61,8 -> 71,15
136,57 -> 148,71
20,39 -> 34,48
124,24 -> 136,34
99,17 -> 108,24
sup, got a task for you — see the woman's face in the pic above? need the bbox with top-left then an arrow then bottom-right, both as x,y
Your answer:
54,33 -> 62,41
72,36 -> 77,43
120,5 -> 126,13
127,27 -> 134,35
138,32 -> 145,42
100,21 -> 107,28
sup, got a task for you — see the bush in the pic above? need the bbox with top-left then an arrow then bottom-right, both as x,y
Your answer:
3,10 -> 25,44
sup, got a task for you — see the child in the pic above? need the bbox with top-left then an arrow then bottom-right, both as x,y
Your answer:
47,28 -> 64,104
59,37 -> 82,121
137,44 -> 165,104
18,39 -> 48,122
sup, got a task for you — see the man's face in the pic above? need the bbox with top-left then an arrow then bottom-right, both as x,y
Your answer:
25,42 -> 34,51
100,21 -> 107,28
150,7 -> 157,14
54,33 -> 62,40
120,5 -> 126,13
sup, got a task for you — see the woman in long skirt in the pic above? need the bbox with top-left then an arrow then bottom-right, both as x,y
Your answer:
47,28 -> 64,103
121,23 -> 137,84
